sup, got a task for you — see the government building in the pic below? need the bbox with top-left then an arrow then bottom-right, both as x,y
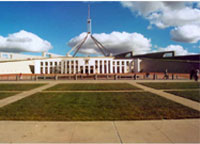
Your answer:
0,5 -> 199,76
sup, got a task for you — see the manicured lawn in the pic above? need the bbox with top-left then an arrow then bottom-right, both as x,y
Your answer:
165,90 -> 200,102
0,84 -> 45,91
0,92 -> 199,121
138,82 -> 200,89
0,92 -> 19,100
45,83 -> 140,91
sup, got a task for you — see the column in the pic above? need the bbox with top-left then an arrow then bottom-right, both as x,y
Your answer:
78,60 -> 80,74
97,60 -> 100,74
73,60 -> 76,74
60,61 -> 63,74
52,61 -> 55,74
102,60 -> 105,74
124,61 -> 127,73
83,65 -> 85,74
69,60 -> 71,74
115,61 -> 117,74
47,62 -> 49,74
88,64 -> 90,74
110,60 -> 113,74
119,61 -> 122,73
106,60 -> 108,74
64,61 -> 67,74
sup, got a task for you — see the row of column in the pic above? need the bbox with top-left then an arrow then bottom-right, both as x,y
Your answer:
40,59 -> 132,74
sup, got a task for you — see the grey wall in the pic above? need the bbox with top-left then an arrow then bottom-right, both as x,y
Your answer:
140,58 -> 200,73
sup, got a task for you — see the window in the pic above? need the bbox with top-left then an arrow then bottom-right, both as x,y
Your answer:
125,53 -> 131,58
163,53 -> 173,57
127,61 -> 129,66
122,61 -> 124,65
45,62 -> 48,66
41,62 -> 43,66
85,59 -> 89,64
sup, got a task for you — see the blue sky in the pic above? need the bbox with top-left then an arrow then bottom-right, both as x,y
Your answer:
0,1 -> 199,56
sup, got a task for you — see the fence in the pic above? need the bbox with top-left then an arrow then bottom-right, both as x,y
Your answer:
0,73 -> 191,81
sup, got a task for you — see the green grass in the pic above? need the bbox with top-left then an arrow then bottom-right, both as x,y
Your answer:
165,90 -> 200,102
138,82 -> 200,89
0,92 -> 199,121
0,84 -> 45,91
0,92 -> 19,100
45,83 -> 140,91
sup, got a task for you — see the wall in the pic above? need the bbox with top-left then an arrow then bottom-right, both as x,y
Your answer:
0,61 -> 34,74
140,58 -> 200,73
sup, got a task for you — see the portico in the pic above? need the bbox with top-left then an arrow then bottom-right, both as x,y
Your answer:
34,57 -> 134,74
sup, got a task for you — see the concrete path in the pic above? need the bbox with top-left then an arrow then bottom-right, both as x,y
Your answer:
0,82 -> 58,108
129,82 -> 200,112
0,119 -> 199,143
42,90 -> 144,92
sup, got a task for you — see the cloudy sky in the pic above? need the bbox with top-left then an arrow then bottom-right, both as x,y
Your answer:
0,1 -> 199,56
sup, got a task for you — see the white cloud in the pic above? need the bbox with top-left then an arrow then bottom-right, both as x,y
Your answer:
121,2 -> 200,28
171,25 -> 200,43
158,45 -> 189,55
121,2 -> 200,43
68,31 -> 152,55
0,30 -> 52,53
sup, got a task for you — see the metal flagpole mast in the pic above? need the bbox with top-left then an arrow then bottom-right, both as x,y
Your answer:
69,4 -> 112,57
87,4 -> 92,34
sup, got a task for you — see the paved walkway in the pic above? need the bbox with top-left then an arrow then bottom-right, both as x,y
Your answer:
0,119 -> 199,143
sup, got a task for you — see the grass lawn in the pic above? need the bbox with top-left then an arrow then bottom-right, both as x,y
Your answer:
45,83 -> 140,91
165,90 -> 200,102
0,84 -> 45,91
0,92 -> 199,121
0,92 -> 19,100
138,82 -> 200,89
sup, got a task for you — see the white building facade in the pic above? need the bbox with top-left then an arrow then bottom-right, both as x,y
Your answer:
35,57 -> 135,74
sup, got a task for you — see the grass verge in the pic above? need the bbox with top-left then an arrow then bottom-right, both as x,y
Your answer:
0,92 -> 19,100
0,92 -> 199,121
165,90 -> 200,102
0,84 -> 45,91
45,83 -> 140,91
138,82 -> 200,89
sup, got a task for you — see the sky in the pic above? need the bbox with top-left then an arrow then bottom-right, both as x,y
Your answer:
0,1 -> 199,56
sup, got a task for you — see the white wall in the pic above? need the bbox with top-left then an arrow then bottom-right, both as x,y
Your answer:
0,61 -> 34,74
0,52 -> 43,61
